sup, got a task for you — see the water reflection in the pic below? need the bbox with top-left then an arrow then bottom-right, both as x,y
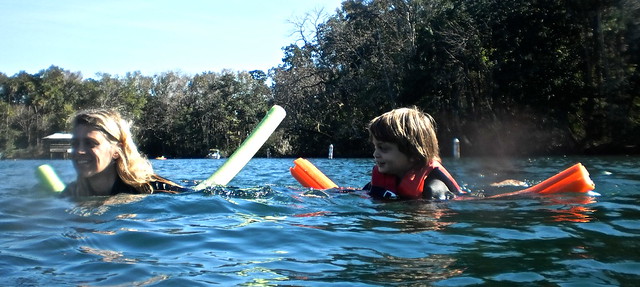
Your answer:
2,157 -> 639,286
541,195 -> 597,223
327,248 -> 464,284
79,246 -> 135,263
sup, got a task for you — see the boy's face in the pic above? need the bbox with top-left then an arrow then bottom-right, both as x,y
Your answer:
372,137 -> 414,177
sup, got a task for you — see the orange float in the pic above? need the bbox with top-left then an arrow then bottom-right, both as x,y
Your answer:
290,158 -> 596,198
487,163 -> 595,198
525,163 -> 594,194
290,158 -> 338,189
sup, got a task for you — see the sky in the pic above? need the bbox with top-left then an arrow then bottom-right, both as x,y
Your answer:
0,0 -> 343,78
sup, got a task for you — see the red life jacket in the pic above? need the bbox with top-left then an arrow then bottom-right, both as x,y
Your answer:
371,160 -> 461,199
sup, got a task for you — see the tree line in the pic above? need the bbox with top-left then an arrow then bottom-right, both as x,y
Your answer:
0,68 -> 275,158
1,0 -> 639,159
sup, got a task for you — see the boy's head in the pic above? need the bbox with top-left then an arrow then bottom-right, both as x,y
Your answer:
368,107 -> 440,167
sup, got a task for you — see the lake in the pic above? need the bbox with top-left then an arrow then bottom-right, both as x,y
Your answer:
1,156 -> 639,286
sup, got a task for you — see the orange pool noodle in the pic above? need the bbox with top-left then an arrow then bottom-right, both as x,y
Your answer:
290,158 -> 338,189
521,163 -> 595,194
487,163 -> 595,198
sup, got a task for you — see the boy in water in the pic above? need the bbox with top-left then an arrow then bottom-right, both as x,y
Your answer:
364,107 -> 463,200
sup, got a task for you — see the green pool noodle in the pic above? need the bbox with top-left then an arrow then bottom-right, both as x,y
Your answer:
36,164 -> 66,192
195,105 -> 286,189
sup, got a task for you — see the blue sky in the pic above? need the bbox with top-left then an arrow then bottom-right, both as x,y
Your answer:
0,0 -> 343,78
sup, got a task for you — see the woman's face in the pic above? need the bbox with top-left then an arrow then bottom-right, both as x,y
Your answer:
71,124 -> 119,178
372,137 -> 414,177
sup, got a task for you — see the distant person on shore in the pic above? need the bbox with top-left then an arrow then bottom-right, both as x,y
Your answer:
363,107 -> 464,200
62,109 -> 187,197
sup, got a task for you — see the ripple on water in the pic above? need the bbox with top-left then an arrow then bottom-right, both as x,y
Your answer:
574,222 -> 637,237
2,157 -> 639,286
490,271 -> 546,283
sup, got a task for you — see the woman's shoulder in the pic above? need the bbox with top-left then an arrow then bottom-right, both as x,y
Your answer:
60,181 -> 78,197
150,176 -> 190,194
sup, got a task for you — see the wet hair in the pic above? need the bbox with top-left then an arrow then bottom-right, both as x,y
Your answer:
72,109 -> 167,193
368,106 -> 440,167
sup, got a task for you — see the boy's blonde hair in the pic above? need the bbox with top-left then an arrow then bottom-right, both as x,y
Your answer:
73,109 -> 168,193
368,106 -> 440,167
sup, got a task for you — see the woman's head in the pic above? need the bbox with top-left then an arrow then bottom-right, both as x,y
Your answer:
71,110 -> 122,178
71,109 -> 154,192
368,107 -> 440,168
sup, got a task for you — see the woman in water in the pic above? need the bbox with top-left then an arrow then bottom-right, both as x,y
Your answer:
364,107 -> 464,200
62,109 -> 186,197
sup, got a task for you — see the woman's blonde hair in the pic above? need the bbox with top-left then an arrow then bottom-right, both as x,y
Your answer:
73,109 -> 164,193
368,106 -> 440,167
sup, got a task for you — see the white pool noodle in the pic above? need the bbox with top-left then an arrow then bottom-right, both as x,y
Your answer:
36,164 -> 66,192
194,105 -> 286,189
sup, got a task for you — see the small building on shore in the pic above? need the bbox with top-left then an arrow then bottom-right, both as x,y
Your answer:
42,133 -> 72,159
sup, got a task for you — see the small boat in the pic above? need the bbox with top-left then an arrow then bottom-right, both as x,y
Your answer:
206,149 -> 221,159
155,156 -> 167,160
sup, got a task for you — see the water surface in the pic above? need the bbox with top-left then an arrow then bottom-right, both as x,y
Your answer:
1,156 -> 638,286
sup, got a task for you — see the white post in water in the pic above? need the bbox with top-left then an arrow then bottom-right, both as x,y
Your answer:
453,138 -> 460,158
328,144 -> 334,159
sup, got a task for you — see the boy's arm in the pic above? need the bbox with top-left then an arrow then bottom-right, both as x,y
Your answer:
363,182 -> 399,199
423,178 -> 456,200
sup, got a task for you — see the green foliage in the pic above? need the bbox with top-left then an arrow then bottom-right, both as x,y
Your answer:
273,0 -> 640,156
1,0 -> 638,158
0,67 -> 275,158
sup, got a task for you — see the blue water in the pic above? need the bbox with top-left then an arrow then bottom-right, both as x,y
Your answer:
1,156 -> 639,286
